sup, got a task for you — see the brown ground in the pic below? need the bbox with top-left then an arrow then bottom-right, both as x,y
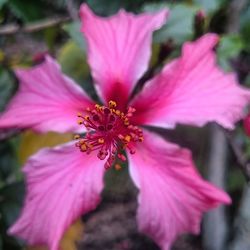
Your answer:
78,170 -> 203,250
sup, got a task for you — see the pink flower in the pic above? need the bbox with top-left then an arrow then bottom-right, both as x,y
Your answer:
1,4 -> 250,250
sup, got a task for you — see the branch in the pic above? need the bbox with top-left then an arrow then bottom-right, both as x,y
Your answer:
226,0 -> 247,33
0,129 -> 23,141
203,125 -> 229,250
0,16 -> 70,35
66,0 -> 79,21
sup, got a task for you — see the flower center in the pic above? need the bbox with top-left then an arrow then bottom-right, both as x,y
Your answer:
75,101 -> 143,170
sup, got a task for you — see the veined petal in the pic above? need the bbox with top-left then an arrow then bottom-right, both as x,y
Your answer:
9,142 -> 105,250
0,55 -> 94,133
128,130 -> 231,250
80,4 -> 168,109
131,34 -> 250,129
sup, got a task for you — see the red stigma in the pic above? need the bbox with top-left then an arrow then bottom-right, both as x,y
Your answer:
75,101 -> 143,170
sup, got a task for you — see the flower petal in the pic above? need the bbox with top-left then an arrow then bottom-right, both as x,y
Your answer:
128,130 -> 231,250
80,4 -> 168,109
0,55 -> 94,133
9,142 -> 105,250
131,33 -> 250,129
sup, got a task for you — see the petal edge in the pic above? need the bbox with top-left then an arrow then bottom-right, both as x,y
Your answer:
128,130 -> 231,250
9,142 -> 105,250
131,33 -> 250,129
80,4 -> 169,109
0,56 -> 94,133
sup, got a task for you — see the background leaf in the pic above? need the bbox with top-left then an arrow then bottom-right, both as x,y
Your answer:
0,67 -> 16,112
18,131 -> 72,165
63,22 -> 86,51
193,0 -> 223,14
0,182 -> 25,250
0,0 -> 7,9
143,3 -> 199,44
19,131 -> 84,250
7,0 -> 44,22
217,34 -> 244,71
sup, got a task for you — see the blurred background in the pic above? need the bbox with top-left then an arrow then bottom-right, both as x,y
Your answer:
0,0 -> 250,249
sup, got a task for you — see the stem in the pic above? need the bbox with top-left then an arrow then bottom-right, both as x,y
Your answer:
203,125 -> 229,250
0,16 -> 70,35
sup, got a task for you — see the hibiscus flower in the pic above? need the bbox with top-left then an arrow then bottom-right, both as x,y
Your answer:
0,4 -> 249,250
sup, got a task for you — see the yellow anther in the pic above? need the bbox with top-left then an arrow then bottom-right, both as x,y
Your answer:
124,135 -> 131,142
115,164 -> 122,171
76,101 -> 143,166
74,135 -> 80,140
139,137 -> 144,142
124,120 -> 130,126
109,100 -> 117,108
98,138 -> 105,144
95,104 -> 101,111
78,120 -> 83,125
115,110 -> 121,116
79,140 -> 85,145
80,144 -> 87,152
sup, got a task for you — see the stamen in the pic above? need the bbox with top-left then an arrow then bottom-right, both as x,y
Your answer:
75,100 -> 143,170
115,164 -> 122,171
74,135 -> 80,140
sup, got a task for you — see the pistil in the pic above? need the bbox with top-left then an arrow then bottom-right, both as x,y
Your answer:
75,101 -> 143,170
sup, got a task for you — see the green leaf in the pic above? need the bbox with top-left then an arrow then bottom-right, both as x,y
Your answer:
228,168 -> 245,191
217,34 -> 244,71
63,22 -> 86,51
240,5 -> 250,50
0,141 -> 19,183
84,0 -> 158,15
8,0 -> 44,22
44,26 -> 59,51
58,41 -> 89,83
193,0 -> 223,14
57,41 -> 96,96
0,0 -> 7,9
0,182 -> 24,248
0,67 -> 15,112
103,160 -> 132,200
18,130 -> 72,165
143,3 -> 199,44
45,0 -> 66,8
0,182 -> 24,226
85,0 -> 124,15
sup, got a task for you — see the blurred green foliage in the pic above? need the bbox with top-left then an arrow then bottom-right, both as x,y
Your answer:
0,0 -> 250,249
0,67 -> 16,112
218,35 -> 244,71
63,22 -> 85,50
144,3 -> 200,44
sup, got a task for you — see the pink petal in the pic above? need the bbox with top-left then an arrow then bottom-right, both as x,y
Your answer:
9,142 -> 105,250
131,33 -> 250,129
0,55 -> 94,133
128,130 -> 231,250
80,4 -> 168,109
